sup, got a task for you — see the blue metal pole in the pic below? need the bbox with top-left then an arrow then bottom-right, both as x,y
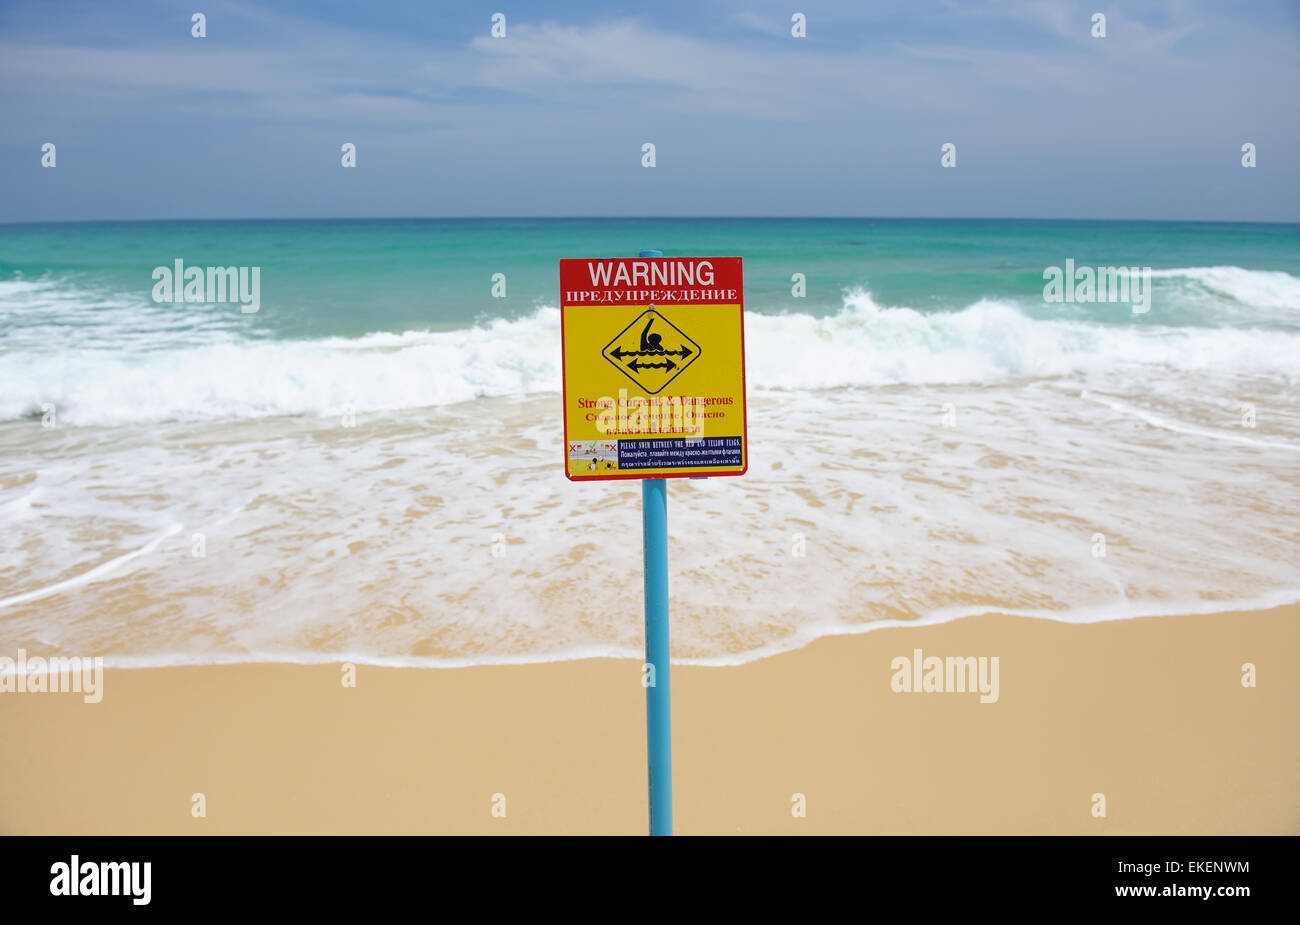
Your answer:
638,248 -> 673,836
643,477 -> 671,835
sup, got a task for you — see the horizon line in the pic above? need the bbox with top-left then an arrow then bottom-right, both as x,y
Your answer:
3,215 -> 1300,228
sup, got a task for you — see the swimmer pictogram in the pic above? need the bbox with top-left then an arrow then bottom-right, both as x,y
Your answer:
601,308 -> 701,393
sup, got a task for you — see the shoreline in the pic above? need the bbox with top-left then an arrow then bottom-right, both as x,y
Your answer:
1,605 -> 1296,835
6,590 -> 1300,672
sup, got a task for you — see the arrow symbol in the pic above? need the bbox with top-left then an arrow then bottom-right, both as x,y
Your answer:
628,358 -> 677,372
601,310 -> 700,393
610,345 -> 692,359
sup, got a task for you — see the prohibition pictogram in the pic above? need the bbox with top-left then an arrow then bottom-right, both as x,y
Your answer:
601,308 -> 701,394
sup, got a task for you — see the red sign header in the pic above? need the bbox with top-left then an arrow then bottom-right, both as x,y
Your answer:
560,256 -> 742,307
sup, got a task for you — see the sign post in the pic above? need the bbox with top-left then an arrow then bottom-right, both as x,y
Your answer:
637,251 -> 672,837
559,250 -> 747,835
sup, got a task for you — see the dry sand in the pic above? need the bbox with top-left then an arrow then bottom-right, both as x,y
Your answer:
1,605 -> 1296,835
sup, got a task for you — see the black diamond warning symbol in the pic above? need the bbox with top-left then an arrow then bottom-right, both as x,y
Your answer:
602,309 -> 701,394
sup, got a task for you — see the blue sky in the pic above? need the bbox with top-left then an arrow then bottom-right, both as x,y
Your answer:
2,0 -> 1298,222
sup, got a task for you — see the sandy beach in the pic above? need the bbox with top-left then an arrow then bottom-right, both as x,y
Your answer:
2,604 -> 1294,835
3,0 -> 1299,864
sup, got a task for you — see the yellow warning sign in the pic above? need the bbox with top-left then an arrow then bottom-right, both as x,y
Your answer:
559,256 -> 747,482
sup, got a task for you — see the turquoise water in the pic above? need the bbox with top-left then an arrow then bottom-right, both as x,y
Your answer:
2,218 -> 1298,343
1,218 -> 1298,666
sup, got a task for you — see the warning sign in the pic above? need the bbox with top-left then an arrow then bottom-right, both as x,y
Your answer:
560,256 -> 747,481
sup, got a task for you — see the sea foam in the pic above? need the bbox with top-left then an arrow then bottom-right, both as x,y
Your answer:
3,268 -> 1298,426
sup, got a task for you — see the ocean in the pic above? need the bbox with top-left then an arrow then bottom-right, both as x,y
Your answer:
1,217 -> 1298,667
